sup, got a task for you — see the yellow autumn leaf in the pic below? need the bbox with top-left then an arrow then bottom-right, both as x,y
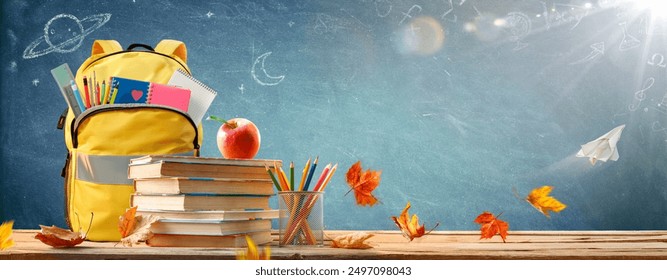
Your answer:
526,186 -> 567,218
237,235 -> 270,260
120,214 -> 161,247
331,232 -> 375,249
1,220 -> 15,250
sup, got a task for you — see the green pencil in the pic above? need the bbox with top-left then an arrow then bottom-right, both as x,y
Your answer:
265,165 -> 282,192
290,161 -> 294,191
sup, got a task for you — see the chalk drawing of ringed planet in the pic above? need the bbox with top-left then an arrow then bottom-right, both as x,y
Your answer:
23,13 -> 111,59
251,52 -> 285,86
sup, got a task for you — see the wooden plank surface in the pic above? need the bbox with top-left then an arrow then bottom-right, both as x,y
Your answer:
2,230 -> 666,260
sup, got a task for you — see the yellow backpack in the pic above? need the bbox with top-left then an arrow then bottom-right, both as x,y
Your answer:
60,39 -> 203,241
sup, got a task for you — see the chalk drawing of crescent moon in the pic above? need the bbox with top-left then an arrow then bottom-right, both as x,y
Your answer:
251,52 -> 285,86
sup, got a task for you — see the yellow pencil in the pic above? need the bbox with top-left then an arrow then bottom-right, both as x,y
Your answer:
104,78 -> 111,104
275,162 -> 289,191
109,84 -> 119,104
298,158 -> 311,191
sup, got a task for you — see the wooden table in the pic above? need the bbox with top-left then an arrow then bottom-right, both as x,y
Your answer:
2,230 -> 666,260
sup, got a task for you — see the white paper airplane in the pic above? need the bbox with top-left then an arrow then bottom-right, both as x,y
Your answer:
576,124 -> 625,165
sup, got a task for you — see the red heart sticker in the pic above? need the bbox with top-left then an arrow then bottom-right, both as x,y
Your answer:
131,89 -> 143,101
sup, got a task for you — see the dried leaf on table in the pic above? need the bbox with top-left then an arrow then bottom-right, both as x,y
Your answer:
35,225 -> 86,248
237,235 -> 271,260
345,161 -> 382,207
1,220 -> 15,250
331,232 -> 375,249
525,186 -> 567,218
120,214 -> 161,247
474,211 -> 509,243
35,213 -> 92,248
391,202 -> 438,241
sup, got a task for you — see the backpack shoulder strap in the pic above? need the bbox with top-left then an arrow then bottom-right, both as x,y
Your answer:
91,40 -> 123,56
155,39 -> 187,63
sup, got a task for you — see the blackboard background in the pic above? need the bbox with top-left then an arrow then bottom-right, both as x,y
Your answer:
1,0 -> 665,231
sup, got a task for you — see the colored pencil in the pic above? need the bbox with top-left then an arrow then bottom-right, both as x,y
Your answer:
302,156 -> 319,191
298,158 -> 311,191
275,162 -> 289,191
93,71 -> 98,106
82,76 -> 91,108
110,83 -> 119,104
318,163 -> 337,191
105,77 -> 112,104
265,165 -> 282,192
69,80 -> 86,112
289,162 -> 294,191
312,163 -> 332,191
96,82 -> 100,106
101,80 -> 106,105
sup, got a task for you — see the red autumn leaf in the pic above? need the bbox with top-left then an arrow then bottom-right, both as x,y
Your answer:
118,206 -> 138,238
35,225 -> 86,248
345,161 -> 382,206
474,211 -> 509,243
346,161 -> 362,187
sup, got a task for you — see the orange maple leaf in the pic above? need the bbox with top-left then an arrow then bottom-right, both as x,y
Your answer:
35,213 -> 92,248
345,161 -> 382,206
391,202 -> 439,241
1,220 -> 15,250
119,206 -> 138,238
525,186 -> 567,218
474,211 -> 509,243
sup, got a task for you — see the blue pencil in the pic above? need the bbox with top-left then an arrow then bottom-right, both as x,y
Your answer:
302,156 -> 319,191
70,80 -> 86,111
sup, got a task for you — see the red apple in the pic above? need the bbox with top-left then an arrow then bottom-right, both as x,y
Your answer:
211,116 -> 261,159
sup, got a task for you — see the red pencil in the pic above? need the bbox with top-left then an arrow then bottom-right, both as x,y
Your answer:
312,163 -> 332,191
96,82 -> 100,105
82,76 -> 91,108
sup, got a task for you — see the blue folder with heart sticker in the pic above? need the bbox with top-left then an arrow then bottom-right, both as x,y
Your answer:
110,76 -> 150,104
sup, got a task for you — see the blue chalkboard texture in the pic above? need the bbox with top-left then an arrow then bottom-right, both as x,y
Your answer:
1,0 -> 665,231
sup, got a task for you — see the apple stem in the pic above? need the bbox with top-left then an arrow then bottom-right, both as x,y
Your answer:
208,115 -> 236,129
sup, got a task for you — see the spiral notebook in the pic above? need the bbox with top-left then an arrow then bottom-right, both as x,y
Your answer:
168,69 -> 218,125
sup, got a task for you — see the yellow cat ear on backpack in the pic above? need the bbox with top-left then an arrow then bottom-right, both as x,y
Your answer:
91,40 -> 122,56
155,39 -> 187,63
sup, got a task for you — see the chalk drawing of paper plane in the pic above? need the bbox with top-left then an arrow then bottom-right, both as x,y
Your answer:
576,124 -> 625,165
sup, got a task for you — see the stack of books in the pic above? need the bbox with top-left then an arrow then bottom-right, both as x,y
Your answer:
128,155 -> 281,247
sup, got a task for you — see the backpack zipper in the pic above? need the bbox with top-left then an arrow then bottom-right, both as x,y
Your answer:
70,104 -> 200,150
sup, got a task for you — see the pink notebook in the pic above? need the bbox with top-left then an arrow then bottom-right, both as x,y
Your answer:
147,83 -> 191,112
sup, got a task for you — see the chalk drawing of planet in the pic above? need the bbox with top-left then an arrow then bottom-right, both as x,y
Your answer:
23,13 -> 111,59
